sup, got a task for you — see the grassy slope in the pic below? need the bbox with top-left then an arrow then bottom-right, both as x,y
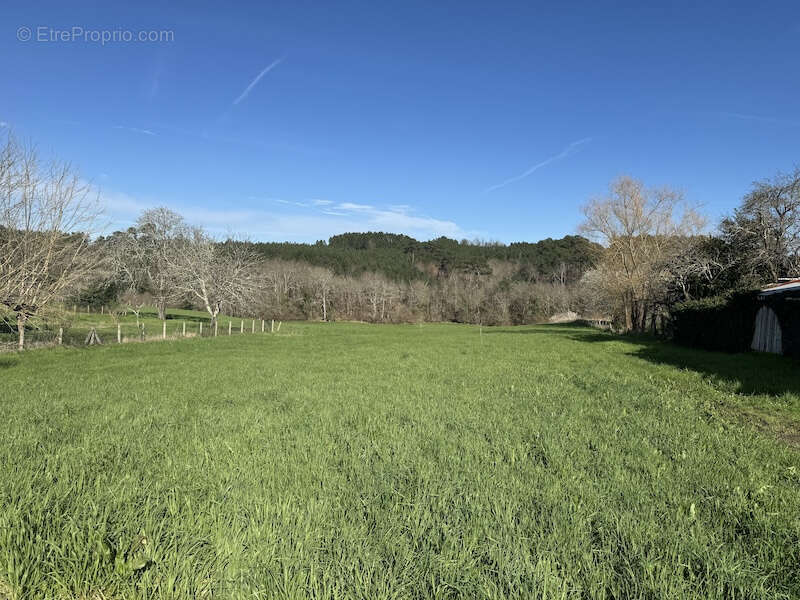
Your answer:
0,323 -> 799,599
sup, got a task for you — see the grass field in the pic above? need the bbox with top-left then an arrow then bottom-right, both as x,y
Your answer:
1,320 -> 799,599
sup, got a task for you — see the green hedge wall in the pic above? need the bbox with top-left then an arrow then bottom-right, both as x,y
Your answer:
671,291 -> 760,353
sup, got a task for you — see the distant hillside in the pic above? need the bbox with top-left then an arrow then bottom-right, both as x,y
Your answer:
247,233 -> 601,283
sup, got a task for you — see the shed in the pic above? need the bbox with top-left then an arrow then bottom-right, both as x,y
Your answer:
751,279 -> 800,354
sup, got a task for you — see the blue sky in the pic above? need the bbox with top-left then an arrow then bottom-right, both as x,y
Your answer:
2,1 -> 799,242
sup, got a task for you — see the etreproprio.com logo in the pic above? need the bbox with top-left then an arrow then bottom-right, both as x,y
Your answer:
17,26 -> 174,45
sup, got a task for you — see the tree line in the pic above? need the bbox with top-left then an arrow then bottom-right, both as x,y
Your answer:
3,130 -> 798,348
91,218 -> 597,329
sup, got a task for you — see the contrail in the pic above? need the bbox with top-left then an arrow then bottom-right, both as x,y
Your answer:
233,58 -> 284,105
485,137 -> 592,193
113,125 -> 156,136
720,112 -> 800,127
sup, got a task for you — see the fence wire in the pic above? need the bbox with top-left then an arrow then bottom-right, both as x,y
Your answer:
0,318 -> 280,352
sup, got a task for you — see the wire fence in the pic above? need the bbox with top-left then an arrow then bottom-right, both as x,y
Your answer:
0,318 -> 283,353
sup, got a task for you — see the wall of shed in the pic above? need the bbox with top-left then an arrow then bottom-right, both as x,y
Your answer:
751,306 -> 782,353
754,294 -> 800,356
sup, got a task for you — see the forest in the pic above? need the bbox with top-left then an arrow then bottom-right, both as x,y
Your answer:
83,229 -> 602,327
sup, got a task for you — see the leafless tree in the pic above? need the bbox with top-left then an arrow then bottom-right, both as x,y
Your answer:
661,236 -> 734,302
720,168 -> 800,283
308,266 -> 335,321
0,134 -> 100,349
119,289 -> 150,326
133,208 -> 187,319
168,229 -> 258,328
579,176 -> 705,331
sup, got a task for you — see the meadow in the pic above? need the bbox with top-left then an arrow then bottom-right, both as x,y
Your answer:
1,319 -> 799,599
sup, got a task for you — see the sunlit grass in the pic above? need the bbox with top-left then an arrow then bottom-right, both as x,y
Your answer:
1,322 -> 798,598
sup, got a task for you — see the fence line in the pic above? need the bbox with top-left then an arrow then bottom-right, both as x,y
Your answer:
1,318 -> 283,353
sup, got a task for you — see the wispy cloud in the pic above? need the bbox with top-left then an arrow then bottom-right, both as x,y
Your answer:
319,201 -> 469,239
102,185 -> 474,242
264,198 -> 469,239
719,112 -> 800,127
0,121 -> 7,128
113,125 -> 157,136
274,198 -> 311,208
485,137 -> 592,193
232,58 -> 283,105
337,202 -> 374,211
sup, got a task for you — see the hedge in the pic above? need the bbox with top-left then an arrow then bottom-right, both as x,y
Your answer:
671,291 -> 760,353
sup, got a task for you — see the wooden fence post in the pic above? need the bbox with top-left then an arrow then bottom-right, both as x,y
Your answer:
117,323 -> 122,344
271,319 -> 274,333
228,321 -> 232,335
182,321 -> 186,337
252,319 -> 255,333
87,305 -> 90,314
261,319 -> 265,333
277,321 -> 282,332
85,328 -> 102,345
240,319 -> 244,333
214,320 -> 218,337
57,327 -> 63,346
101,306 -> 104,315
199,322 -> 203,336
162,321 -> 167,339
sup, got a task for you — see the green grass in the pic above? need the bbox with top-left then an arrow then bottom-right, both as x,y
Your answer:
1,322 -> 799,599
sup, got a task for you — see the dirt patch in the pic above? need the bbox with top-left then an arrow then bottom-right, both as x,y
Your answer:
721,404 -> 800,449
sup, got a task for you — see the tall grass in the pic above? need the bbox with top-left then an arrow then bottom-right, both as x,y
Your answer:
1,322 -> 798,598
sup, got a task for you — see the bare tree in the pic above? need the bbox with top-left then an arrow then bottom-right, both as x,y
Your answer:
133,208 -> 187,319
308,266 -> 335,321
168,229 -> 258,328
119,288 -> 151,326
720,168 -> 800,284
579,176 -> 704,331
0,134 -> 100,349
661,235 -> 735,302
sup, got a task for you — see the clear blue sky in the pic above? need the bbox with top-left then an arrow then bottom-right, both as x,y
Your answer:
2,1 -> 799,242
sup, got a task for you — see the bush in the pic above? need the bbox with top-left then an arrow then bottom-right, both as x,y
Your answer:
69,279 -> 121,310
671,291 -> 759,352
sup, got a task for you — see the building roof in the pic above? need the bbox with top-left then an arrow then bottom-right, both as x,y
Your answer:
759,279 -> 800,296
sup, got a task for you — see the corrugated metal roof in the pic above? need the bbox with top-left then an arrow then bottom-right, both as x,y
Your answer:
759,278 -> 800,295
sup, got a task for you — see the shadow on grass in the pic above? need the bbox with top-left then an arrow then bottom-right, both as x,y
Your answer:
0,356 -> 20,369
561,327 -> 800,398
483,322 -> 605,334
133,310 -> 215,323
635,343 -> 800,397
487,324 -> 800,398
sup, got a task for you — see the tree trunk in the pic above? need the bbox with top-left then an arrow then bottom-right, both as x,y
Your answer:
157,300 -> 167,321
638,303 -> 648,332
204,300 -> 221,330
16,312 -> 27,351
623,295 -> 633,332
